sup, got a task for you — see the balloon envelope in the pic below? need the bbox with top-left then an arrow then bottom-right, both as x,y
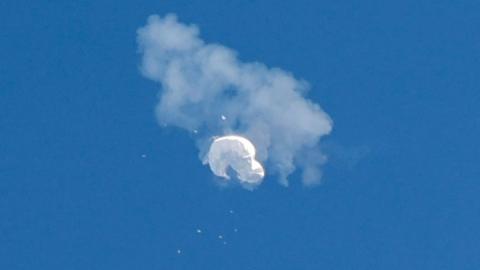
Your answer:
207,135 -> 265,184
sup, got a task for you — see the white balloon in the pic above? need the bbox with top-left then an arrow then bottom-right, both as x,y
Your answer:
206,135 -> 265,184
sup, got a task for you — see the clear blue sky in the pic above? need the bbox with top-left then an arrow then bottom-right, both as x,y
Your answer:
1,0 -> 479,269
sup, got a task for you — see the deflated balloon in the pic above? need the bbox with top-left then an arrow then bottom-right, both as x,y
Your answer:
206,135 -> 265,184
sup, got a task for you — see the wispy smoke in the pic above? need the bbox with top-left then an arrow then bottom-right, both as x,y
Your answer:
137,14 -> 333,186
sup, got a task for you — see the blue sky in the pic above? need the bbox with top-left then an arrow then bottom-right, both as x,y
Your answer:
1,0 -> 480,269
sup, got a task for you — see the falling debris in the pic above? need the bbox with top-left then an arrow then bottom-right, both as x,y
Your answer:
229,209 -> 234,214
223,241 -> 227,245
141,154 -> 147,158
233,228 -> 238,233
196,229 -> 202,234
176,249 -> 182,254
221,115 -> 227,120
206,135 -> 265,184
193,129 -> 198,134
218,235 -> 223,239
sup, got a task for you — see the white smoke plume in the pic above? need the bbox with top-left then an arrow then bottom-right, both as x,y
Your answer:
137,14 -> 333,186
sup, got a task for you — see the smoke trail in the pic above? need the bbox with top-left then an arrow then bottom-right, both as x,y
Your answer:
137,14 -> 333,186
